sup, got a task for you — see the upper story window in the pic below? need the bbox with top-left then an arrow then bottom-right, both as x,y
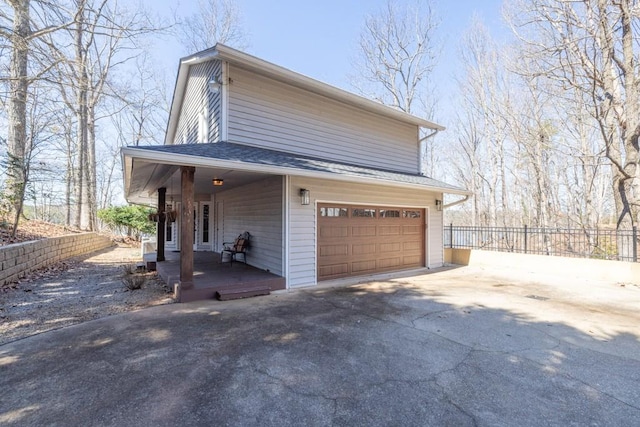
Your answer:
197,108 -> 208,143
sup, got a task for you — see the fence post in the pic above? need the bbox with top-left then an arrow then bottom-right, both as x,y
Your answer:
633,226 -> 638,263
524,225 -> 528,254
450,223 -> 454,249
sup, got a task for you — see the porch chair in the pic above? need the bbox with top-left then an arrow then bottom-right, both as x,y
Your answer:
220,232 -> 251,265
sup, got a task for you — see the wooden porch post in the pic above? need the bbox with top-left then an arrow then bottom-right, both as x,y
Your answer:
179,166 -> 195,291
157,187 -> 166,262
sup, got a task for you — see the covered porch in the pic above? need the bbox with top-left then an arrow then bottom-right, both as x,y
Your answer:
146,251 -> 286,302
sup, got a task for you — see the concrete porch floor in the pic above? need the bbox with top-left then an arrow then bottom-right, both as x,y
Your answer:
145,251 -> 286,302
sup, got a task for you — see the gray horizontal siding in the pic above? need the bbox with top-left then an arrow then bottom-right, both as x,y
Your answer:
174,60 -> 221,144
288,176 -> 443,288
227,65 -> 419,173
216,175 -> 283,275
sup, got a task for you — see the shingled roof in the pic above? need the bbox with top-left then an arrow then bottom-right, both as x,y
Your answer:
126,141 -> 468,195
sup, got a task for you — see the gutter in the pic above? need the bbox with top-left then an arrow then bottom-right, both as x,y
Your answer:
443,194 -> 471,209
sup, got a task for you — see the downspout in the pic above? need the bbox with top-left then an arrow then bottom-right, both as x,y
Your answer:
418,128 -> 439,176
443,194 -> 470,209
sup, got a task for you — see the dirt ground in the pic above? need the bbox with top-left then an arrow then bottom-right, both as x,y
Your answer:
0,219 -> 83,246
0,245 -> 174,346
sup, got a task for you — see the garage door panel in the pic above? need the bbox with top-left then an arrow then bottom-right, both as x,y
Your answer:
319,263 -> 349,278
320,226 -> 348,238
378,257 -> 402,269
403,241 -> 422,251
403,255 -> 422,265
402,225 -> 422,235
379,242 -> 402,253
319,244 -> 348,257
318,204 -> 425,281
352,243 -> 376,255
352,226 -> 376,237
352,260 -> 377,273
379,225 -> 401,236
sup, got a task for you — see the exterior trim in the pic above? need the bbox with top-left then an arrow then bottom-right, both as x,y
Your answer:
425,207 -> 431,269
283,175 -> 290,289
221,61 -> 229,141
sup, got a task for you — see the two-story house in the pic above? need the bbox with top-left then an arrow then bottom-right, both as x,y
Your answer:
122,44 -> 469,302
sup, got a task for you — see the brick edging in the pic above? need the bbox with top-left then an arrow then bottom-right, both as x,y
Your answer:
0,233 -> 114,287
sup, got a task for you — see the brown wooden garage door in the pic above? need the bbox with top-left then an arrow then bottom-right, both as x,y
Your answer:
317,203 -> 425,281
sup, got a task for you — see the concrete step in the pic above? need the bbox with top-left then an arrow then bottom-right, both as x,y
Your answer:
216,285 -> 271,301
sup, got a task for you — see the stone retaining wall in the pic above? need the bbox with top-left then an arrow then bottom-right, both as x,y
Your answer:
1,233 -> 113,286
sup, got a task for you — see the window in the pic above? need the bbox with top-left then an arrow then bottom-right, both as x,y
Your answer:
403,210 -> 421,218
202,204 -> 209,243
380,209 -> 400,218
166,204 -> 173,242
353,208 -> 376,218
320,207 -> 348,217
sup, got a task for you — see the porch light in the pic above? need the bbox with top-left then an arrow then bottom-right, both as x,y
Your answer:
300,188 -> 310,205
212,178 -> 224,186
208,75 -> 223,92
435,199 -> 442,211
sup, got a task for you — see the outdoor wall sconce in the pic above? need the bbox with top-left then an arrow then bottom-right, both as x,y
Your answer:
435,199 -> 443,211
208,75 -> 222,92
300,188 -> 310,205
212,178 -> 224,186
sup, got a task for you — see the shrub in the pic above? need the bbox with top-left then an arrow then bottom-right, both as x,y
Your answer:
121,264 -> 146,290
98,205 -> 155,240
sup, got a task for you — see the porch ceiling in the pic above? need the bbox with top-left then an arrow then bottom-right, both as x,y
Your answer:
126,158 -> 272,205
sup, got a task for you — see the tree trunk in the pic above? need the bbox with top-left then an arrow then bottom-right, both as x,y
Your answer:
73,0 -> 90,230
87,104 -> 97,230
6,0 -> 30,236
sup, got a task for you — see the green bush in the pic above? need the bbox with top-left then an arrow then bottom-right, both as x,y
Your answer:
98,205 -> 155,240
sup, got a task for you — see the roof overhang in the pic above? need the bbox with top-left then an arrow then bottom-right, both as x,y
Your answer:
122,144 -> 471,205
164,44 -> 445,146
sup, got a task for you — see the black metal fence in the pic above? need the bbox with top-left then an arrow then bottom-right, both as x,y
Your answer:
444,225 -> 639,263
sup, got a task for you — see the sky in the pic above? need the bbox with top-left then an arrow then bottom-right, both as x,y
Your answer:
150,0 -> 508,126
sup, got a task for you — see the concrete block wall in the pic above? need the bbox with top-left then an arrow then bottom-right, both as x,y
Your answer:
445,248 -> 640,284
0,233 -> 113,287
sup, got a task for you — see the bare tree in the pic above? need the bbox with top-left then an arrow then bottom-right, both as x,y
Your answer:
0,0 -> 68,235
507,0 -> 640,234
45,0 -> 156,230
177,0 -> 248,53
452,17 -> 512,226
350,0 -> 441,176
351,0 -> 439,113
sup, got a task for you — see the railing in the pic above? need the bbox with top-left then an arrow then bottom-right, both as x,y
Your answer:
445,224 -> 639,263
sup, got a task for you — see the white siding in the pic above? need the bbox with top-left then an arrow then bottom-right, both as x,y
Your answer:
227,65 -> 420,173
216,175 -> 283,275
288,176 -> 443,288
174,60 -> 222,144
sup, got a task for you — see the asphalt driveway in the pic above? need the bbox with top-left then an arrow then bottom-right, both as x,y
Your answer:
1,266 -> 639,426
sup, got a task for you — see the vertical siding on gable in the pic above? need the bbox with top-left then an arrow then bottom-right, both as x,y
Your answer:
216,175 -> 283,275
288,176 -> 443,288
174,60 -> 222,144
227,65 -> 420,173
